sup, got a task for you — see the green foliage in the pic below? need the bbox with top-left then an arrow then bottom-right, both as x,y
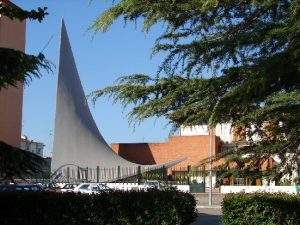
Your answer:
0,2 -> 51,89
0,2 -> 47,22
0,49 -> 51,88
0,141 -> 46,183
222,193 -> 300,225
0,190 -> 197,225
93,0 -> 300,76
91,0 -> 300,181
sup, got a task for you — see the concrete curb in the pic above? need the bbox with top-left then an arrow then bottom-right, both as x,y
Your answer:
197,205 -> 222,209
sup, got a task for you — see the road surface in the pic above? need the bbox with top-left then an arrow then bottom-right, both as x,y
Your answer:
191,208 -> 222,225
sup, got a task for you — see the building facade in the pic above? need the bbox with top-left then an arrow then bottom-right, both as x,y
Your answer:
180,123 -> 234,143
20,135 -> 45,157
112,134 -> 220,168
111,132 -> 221,187
0,0 -> 26,147
110,124 -> 266,187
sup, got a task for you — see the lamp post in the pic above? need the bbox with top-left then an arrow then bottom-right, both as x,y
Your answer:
208,127 -> 214,206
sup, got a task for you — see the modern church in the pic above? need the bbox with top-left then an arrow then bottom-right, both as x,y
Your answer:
51,19 -> 255,187
51,21 -> 185,182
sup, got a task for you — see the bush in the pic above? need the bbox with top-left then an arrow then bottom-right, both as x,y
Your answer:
0,189 -> 196,225
222,193 -> 300,225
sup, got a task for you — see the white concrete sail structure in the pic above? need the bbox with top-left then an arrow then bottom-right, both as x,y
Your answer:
51,20 -> 184,181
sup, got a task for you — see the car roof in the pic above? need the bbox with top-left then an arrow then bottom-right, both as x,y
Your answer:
0,184 -> 40,187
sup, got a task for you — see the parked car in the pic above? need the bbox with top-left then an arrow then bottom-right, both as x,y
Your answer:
73,183 -> 111,194
60,183 -> 78,193
0,184 -> 44,192
139,180 -> 166,191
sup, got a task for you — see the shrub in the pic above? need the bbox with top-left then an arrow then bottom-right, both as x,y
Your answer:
0,189 -> 196,225
222,193 -> 300,225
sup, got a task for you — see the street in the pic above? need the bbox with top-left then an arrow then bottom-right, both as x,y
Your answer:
191,208 -> 222,225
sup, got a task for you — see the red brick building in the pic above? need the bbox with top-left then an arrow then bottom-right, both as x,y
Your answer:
0,0 -> 26,147
111,128 -> 278,186
111,134 -> 221,168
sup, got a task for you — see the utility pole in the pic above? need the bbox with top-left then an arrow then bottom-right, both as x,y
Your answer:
208,127 -> 214,206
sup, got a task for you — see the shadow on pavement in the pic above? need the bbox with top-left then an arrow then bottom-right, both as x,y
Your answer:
191,210 -> 222,225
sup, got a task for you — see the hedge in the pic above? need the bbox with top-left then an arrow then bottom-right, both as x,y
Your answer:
0,189 -> 196,225
222,193 -> 300,225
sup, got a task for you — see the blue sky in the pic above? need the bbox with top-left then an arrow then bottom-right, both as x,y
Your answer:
14,0 -> 172,157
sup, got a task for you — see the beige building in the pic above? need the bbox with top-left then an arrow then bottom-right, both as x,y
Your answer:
20,135 -> 45,157
0,0 -> 26,147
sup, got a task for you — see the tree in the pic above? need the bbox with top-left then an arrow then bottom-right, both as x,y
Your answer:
0,141 -> 46,183
91,0 -> 300,182
0,1 -> 51,88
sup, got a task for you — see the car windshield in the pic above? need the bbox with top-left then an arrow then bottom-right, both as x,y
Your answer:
30,186 -> 40,191
0,186 -> 10,191
91,186 -> 98,191
63,184 -> 75,189
79,184 -> 90,190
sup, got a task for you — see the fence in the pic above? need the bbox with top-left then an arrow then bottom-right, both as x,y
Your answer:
51,164 -> 208,186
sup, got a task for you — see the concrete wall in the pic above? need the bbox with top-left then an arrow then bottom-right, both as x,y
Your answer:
104,183 -> 190,192
193,193 -> 224,206
220,185 -> 297,194
111,135 -> 220,168
0,2 -> 26,147
180,123 -> 233,143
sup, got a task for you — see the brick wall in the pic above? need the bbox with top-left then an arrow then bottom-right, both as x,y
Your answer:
0,1 -> 26,147
111,135 -> 221,168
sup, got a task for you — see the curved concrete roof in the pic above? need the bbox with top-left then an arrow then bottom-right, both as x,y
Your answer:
51,20 -> 184,181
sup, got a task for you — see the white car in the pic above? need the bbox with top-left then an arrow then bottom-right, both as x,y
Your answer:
73,183 -> 110,194
139,180 -> 165,191
61,183 -> 78,193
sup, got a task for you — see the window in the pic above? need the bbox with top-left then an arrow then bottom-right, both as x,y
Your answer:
23,187 -> 30,191
91,186 -> 98,191
79,184 -> 89,190
30,186 -> 39,191
235,178 -> 245,186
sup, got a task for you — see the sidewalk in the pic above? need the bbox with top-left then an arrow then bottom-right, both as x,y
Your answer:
191,208 -> 222,225
193,193 -> 224,206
